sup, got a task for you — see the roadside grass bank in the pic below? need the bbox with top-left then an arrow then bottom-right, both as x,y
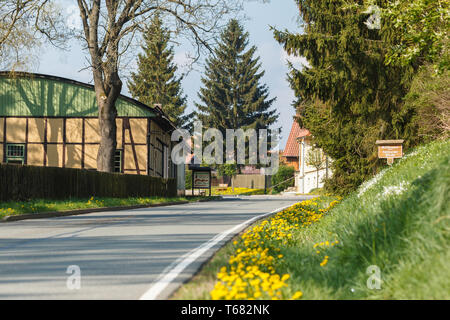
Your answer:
172,139 -> 449,300
171,195 -> 341,300
0,196 -> 215,219
308,188 -> 327,195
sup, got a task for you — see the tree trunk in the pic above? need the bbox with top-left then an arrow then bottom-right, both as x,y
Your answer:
94,71 -> 122,173
97,99 -> 117,172
317,169 -> 319,189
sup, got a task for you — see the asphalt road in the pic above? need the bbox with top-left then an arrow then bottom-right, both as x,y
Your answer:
0,195 -> 311,300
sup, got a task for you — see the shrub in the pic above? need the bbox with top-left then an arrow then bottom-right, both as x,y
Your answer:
407,65 -> 450,142
185,169 -> 192,189
271,165 -> 295,193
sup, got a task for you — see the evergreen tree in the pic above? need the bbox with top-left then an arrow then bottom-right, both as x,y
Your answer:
196,19 -> 278,166
128,15 -> 192,129
273,1 -> 416,194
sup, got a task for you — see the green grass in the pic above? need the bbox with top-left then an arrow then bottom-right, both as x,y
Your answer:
171,195 -> 338,300
283,138 -> 450,299
0,196 -> 211,219
308,187 -> 326,195
172,139 -> 450,300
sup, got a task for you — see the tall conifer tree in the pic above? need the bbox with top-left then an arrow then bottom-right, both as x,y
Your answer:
128,15 -> 191,129
196,19 -> 278,166
273,1 -> 415,194
196,20 -> 278,133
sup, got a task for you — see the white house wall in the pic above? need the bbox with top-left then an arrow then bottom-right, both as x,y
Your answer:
296,137 -> 332,194
296,169 -> 329,194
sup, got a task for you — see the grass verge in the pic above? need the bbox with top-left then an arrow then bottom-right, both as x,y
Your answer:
172,139 -> 450,300
171,196 -> 340,300
0,196 -> 217,219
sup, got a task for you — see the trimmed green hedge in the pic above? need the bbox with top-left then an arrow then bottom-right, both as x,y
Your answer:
0,164 -> 177,201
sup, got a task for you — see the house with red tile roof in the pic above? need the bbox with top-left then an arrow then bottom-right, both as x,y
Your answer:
282,119 -> 332,194
282,121 -> 311,171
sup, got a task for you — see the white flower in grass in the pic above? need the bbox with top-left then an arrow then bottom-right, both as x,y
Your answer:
382,181 -> 409,198
406,151 -> 418,158
358,169 -> 388,198
398,150 -> 420,164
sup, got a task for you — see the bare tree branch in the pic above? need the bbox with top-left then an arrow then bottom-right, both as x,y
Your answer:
73,0 -> 246,172
0,0 -> 68,70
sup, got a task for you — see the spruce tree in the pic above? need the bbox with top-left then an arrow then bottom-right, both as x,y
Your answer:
196,19 -> 278,166
273,1 -> 416,194
128,15 -> 191,129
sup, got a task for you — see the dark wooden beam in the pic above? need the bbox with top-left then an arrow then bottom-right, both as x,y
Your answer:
127,122 -> 141,175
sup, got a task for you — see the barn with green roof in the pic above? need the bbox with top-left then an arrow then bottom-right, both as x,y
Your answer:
0,72 -> 177,179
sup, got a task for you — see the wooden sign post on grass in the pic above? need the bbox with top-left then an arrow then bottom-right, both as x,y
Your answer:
376,140 -> 404,166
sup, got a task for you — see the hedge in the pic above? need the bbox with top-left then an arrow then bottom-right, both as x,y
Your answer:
271,165 -> 295,193
0,164 -> 177,201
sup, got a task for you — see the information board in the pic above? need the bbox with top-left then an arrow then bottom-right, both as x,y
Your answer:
193,171 -> 210,189
378,145 -> 403,159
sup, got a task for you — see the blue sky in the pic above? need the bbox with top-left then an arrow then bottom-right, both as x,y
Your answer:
36,0 -> 304,148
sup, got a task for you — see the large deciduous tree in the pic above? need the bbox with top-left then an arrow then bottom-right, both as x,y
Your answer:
379,0 -> 449,142
76,0 -> 245,173
381,0 -> 449,73
128,14 -> 192,129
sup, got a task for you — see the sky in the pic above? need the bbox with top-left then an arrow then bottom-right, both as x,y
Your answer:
36,0 -> 305,148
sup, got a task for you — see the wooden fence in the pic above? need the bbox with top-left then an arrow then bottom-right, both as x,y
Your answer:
0,164 -> 177,201
232,174 -> 270,189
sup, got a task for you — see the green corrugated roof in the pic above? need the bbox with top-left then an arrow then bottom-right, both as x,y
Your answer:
0,73 -> 156,118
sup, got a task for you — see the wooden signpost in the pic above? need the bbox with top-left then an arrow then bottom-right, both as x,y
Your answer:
376,140 -> 404,165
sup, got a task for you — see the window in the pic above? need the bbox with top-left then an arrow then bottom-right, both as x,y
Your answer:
114,150 -> 123,173
6,144 -> 25,164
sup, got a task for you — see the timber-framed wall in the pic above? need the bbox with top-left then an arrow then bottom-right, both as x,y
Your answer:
0,72 -> 176,178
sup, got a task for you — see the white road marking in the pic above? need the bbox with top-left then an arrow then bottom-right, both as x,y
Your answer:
139,205 -> 293,300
